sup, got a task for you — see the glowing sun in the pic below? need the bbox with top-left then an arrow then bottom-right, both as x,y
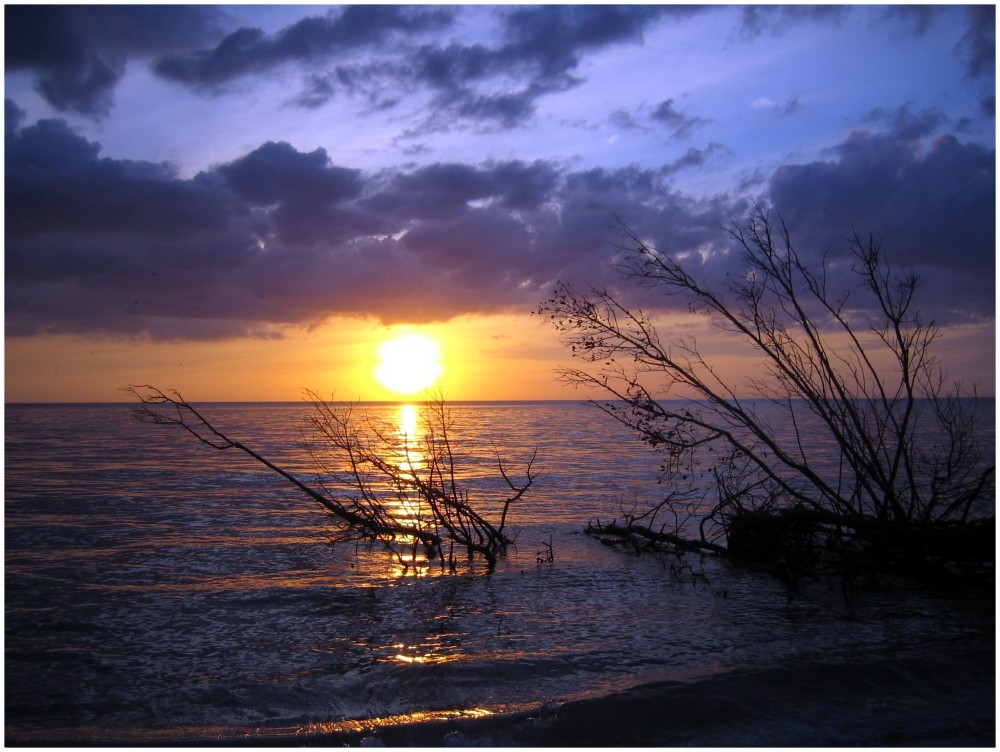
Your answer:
374,333 -> 443,395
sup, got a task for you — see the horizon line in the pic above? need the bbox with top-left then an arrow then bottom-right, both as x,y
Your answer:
6,395 -> 996,407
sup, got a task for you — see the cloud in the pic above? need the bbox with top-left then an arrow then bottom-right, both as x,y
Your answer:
4,5 -> 702,133
768,124 -> 994,321
609,110 -> 644,131
219,141 -> 362,206
5,5 -> 225,116
291,73 -> 337,109
877,5 -> 994,80
154,6 -> 453,90
404,42 -> 562,131
3,106 -> 731,337
401,6 -> 683,131
737,5 -> 848,39
6,104 -> 991,341
361,161 -> 539,222
735,2 -> 994,89
497,5 -> 673,77
451,87 -> 545,130
751,95 -> 803,117
779,95 -> 803,117
878,6 -> 946,37
955,5 -> 995,78
862,103 -> 948,140
6,98 -> 27,137
217,141 -> 372,246
150,6 -> 684,131
660,143 -> 732,176
650,99 -> 710,140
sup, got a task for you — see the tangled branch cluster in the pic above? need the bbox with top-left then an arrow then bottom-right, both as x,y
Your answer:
126,385 -> 537,571
539,207 -> 994,588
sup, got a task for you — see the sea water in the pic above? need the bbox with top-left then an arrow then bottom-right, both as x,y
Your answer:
5,401 -> 995,745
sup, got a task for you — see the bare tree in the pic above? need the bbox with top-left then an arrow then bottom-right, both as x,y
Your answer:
538,207 -> 993,587
125,385 -> 537,571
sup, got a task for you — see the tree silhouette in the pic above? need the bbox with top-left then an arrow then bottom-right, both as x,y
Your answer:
539,207 -> 993,588
126,386 -> 537,571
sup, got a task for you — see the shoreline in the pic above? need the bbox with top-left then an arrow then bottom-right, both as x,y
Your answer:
9,645 -> 994,748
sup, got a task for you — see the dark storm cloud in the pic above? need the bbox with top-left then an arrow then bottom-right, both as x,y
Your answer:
5,118 -> 233,241
3,104 -> 730,339
5,5 -> 224,116
219,141 -> 363,206
5,104 -> 992,340
768,123 -> 994,320
362,161 -> 560,221
216,141 -> 376,247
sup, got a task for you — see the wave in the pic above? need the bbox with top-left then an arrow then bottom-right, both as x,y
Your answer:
269,644 -> 996,747
7,403 -> 994,747
11,642 -> 991,748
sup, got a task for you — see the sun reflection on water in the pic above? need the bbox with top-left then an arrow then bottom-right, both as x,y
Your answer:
337,403 -> 490,579
388,640 -> 459,664
398,403 -> 419,443
294,707 -> 495,737
385,403 -> 433,576
390,551 -> 431,577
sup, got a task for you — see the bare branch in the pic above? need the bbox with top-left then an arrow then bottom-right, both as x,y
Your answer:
538,206 -> 994,589
125,385 -> 537,571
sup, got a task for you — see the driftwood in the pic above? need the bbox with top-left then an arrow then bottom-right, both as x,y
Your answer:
586,519 -> 727,556
587,506 -> 994,590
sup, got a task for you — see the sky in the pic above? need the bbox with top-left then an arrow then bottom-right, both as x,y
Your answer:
4,3 -> 996,402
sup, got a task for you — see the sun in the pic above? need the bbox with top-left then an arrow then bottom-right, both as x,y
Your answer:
374,333 -> 443,395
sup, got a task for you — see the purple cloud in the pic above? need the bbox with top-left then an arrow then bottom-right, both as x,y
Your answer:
5,103 -> 993,340
5,5 -> 224,116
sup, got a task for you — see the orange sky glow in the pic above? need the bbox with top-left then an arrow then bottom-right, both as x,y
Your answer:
5,313 -> 994,404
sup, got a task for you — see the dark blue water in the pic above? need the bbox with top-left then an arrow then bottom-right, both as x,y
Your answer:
5,402 -> 994,745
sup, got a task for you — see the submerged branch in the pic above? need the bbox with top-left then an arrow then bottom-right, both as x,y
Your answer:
124,384 -> 537,571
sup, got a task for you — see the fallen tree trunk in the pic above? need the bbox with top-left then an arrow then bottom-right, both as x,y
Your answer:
586,507 -> 995,590
585,519 -> 727,556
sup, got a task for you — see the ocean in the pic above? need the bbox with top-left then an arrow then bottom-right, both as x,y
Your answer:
4,400 -> 995,746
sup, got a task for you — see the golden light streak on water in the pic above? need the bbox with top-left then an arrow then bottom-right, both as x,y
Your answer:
398,403 -> 419,442
295,707 -> 495,736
